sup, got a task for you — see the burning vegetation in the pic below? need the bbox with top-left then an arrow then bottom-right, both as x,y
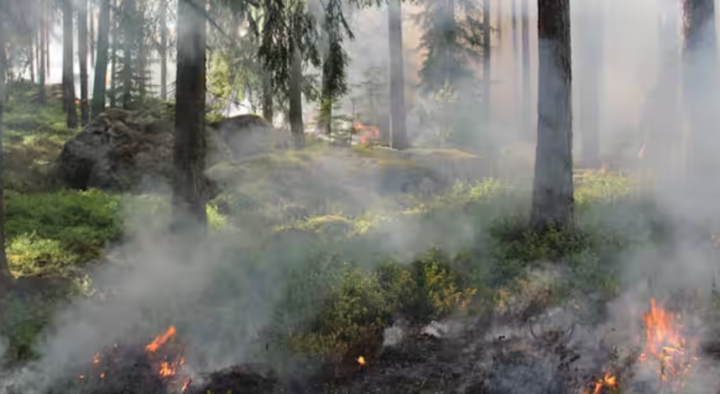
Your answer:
64,325 -> 191,394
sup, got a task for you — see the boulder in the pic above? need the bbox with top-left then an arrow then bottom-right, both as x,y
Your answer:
211,114 -> 288,158
56,110 -> 284,192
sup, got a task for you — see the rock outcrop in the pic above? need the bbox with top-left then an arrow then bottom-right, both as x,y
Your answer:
56,110 -> 286,192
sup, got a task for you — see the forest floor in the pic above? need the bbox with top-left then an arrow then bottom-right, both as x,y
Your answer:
1,82 -> 719,394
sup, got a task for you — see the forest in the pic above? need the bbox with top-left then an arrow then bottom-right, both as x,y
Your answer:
0,0 -> 719,393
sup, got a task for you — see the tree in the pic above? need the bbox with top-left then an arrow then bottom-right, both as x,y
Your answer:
482,0 -> 490,113
172,0 -> 208,231
577,0 -> 603,167
62,0 -> 78,128
159,0 -> 168,100
121,0 -> 136,109
37,0 -> 47,104
413,0 -> 482,92
682,0 -> 718,211
318,0 -> 352,137
0,17 -> 11,283
110,0 -> 118,107
387,0 -> 408,149
520,0 -> 530,137
78,0 -> 90,126
92,0 -> 111,117
529,0 -> 573,231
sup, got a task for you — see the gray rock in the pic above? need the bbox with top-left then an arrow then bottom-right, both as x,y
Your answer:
56,110 -> 284,193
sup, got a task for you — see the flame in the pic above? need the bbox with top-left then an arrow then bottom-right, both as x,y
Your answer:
159,361 -> 176,378
145,325 -> 177,353
639,298 -> 697,387
357,356 -> 366,366
582,372 -> 617,394
93,352 -> 100,364
354,122 -> 380,145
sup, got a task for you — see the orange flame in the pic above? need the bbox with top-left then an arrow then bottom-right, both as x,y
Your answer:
145,325 -> 177,353
357,356 -> 366,366
354,122 -> 379,145
582,372 -> 617,394
639,298 -> 697,386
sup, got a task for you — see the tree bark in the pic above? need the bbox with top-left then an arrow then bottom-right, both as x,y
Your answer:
387,0 -> 408,149
38,6 -> 47,104
122,0 -> 136,109
0,23 -> 12,282
521,0 -> 531,138
110,0 -> 117,107
578,0 -> 603,167
288,46 -> 305,149
496,0 -> 502,43
160,0 -> 168,100
483,0 -> 491,114
63,0 -> 78,128
90,3 -> 96,65
30,38 -> 36,84
173,0 -> 208,232
262,71 -> 273,123
92,0 -> 111,117
512,0 -> 518,54
682,0 -> 718,214
79,0 -> 90,126
529,0 -> 574,231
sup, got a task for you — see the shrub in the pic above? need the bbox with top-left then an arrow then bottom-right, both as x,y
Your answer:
5,190 -> 122,276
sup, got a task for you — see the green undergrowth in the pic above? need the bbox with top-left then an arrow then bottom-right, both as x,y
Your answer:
0,169 -> 645,366
3,82 -> 76,193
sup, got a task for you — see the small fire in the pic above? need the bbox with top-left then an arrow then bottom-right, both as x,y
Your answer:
145,325 -> 177,353
93,353 -> 100,364
353,122 -> 380,145
582,372 -> 617,394
639,298 -> 697,387
357,356 -> 366,366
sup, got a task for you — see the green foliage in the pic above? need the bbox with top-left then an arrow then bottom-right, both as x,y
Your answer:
5,190 -> 122,276
3,82 -> 76,192
413,0 -> 485,92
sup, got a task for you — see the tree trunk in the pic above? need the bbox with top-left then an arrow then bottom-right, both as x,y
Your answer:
92,0 -> 111,117
0,25 -> 13,283
173,0 -> 208,232
110,0 -> 117,107
512,0 -> 518,54
483,0 -> 491,114
521,0 -> 531,138
63,0 -> 78,128
30,38 -> 36,84
387,0 -> 408,149
288,46 -> 305,149
90,4 -> 96,65
122,0 -> 135,109
262,71 -> 273,123
38,6 -> 47,104
79,0 -> 90,126
529,0 -> 574,231
578,0 -> 603,168
160,0 -> 168,100
682,0 -> 718,216
45,16 -> 50,80
496,0 -> 502,43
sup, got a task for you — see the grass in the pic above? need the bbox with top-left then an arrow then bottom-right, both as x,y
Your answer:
0,82 -> 663,379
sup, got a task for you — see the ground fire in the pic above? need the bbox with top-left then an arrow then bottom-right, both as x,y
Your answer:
353,121 -> 379,145
582,372 -> 617,394
74,325 -> 191,393
638,298 -> 697,389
